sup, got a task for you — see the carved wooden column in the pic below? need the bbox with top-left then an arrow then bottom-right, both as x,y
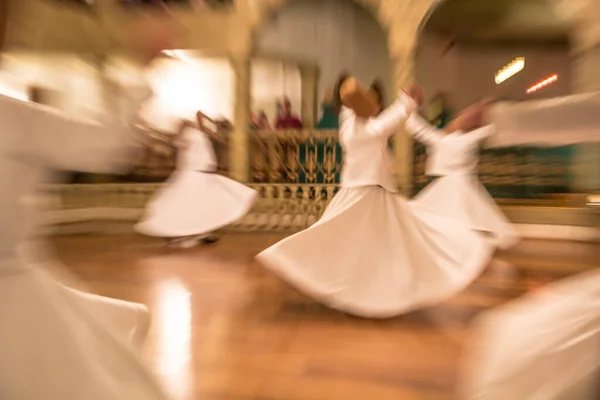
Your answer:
391,50 -> 417,197
230,55 -> 251,182
299,64 -> 319,128
382,0 -> 433,197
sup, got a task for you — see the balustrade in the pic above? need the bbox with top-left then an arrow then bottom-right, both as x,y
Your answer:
251,128 -> 577,205
413,142 -> 575,204
40,127 -> 589,234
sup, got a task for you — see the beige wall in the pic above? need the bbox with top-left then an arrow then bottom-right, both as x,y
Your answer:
456,45 -> 571,108
416,40 -> 572,114
414,35 -> 460,110
255,0 -> 392,105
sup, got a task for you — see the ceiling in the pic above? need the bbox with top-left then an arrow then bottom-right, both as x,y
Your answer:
422,0 -> 572,47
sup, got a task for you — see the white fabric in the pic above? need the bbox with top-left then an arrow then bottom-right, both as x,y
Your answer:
339,92 -> 417,193
18,240 -> 151,351
257,186 -> 493,318
488,92 -> 600,148
0,266 -> 169,400
257,102 -> 494,318
406,113 -> 493,177
66,288 -> 151,351
136,128 -> 257,238
176,126 -> 217,172
0,80 -> 172,399
412,176 -> 519,250
459,269 -> 600,400
405,113 -> 519,249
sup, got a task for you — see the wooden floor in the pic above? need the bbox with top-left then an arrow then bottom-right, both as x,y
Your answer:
51,233 -> 599,400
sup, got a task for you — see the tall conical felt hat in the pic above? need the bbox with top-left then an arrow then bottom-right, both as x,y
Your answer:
340,77 -> 379,118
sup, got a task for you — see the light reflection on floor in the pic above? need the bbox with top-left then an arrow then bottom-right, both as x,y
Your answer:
152,279 -> 192,399
52,233 -> 600,400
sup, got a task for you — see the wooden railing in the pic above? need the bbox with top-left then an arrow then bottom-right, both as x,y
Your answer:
34,129 -> 599,238
40,183 -> 338,233
251,129 -> 577,204
61,128 -> 583,206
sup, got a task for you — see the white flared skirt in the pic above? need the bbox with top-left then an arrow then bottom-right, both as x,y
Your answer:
17,240 -> 151,350
257,185 -> 494,318
412,175 -> 520,249
0,259 -> 170,399
459,269 -> 600,400
136,170 -> 258,238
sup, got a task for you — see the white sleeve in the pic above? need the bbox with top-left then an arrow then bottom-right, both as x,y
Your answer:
364,92 -> 417,139
487,93 -> 600,147
17,81 -> 150,173
405,112 -> 442,145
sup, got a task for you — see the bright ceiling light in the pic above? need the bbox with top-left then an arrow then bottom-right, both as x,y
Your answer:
526,74 -> 558,94
495,57 -> 525,85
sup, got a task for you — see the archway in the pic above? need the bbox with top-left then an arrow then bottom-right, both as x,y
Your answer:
411,0 -> 598,203
248,0 -> 395,187
246,0 -> 434,192
253,0 -> 393,125
248,0 -> 436,92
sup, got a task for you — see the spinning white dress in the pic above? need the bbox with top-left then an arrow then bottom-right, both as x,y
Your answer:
488,91 -> 600,147
19,239 -> 151,350
406,113 -> 520,249
0,86 -> 172,398
136,126 -> 257,238
257,93 -> 494,318
459,269 -> 600,400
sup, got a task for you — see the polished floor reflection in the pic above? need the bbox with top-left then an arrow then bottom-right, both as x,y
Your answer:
52,233 -> 599,400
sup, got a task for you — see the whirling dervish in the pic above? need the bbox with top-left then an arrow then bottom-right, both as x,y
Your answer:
458,269 -> 600,400
256,74 -> 494,318
135,111 -> 257,248
456,90 -> 600,400
0,23 -> 175,400
405,99 -> 520,249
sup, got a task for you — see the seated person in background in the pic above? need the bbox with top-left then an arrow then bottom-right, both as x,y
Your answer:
316,88 -> 339,129
275,97 -> 303,129
429,92 -> 452,129
256,111 -> 271,130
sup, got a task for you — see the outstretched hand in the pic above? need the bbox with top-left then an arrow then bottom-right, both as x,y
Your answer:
453,99 -> 492,131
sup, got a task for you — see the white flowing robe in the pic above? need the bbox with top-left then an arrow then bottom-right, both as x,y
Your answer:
135,126 -> 258,238
257,93 -> 494,318
459,269 -> 600,400
0,82 -> 171,398
405,113 -> 519,249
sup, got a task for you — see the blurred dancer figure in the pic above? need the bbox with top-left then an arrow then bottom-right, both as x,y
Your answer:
18,239 -> 151,350
0,15 -> 175,400
405,100 -> 520,250
459,269 -> 600,400
256,75 -> 493,318
136,112 -> 257,248
458,91 -> 600,400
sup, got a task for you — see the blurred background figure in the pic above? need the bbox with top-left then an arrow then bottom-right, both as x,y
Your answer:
316,88 -> 339,129
136,112 -> 257,248
275,96 -> 302,129
429,92 -> 452,129
255,110 -> 272,130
